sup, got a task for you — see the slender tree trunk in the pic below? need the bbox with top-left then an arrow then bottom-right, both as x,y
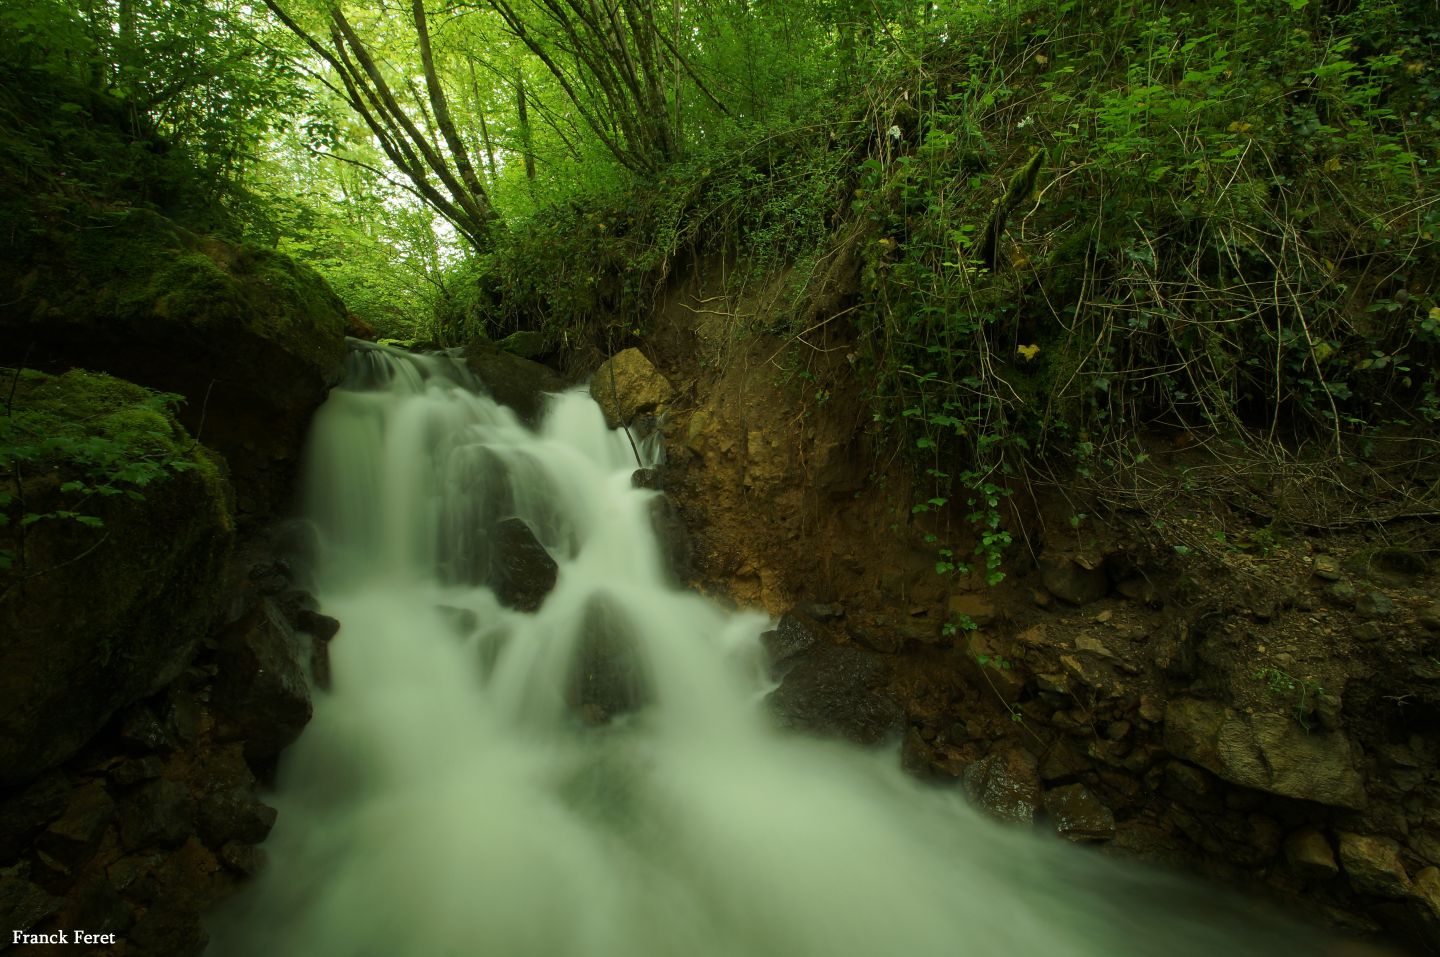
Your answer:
517,73 -> 536,181
470,60 -> 500,187
672,0 -> 682,152
411,0 -> 493,218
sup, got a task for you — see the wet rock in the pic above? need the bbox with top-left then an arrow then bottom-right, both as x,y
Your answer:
592,349 -> 674,428
248,559 -> 293,596
1285,828 -> 1340,880
462,340 -> 563,424
631,467 -> 663,490
761,613 -> 823,673
963,749 -> 1041,825
1338,832 -> 1411,897
211,601 -> 313,767
767,642 -> 902,746
1037,556 -> 1109,606
901,728 -> 943,779
37,781 -> 115,867
219,841 -> 265,876
196,788 -> 277,846
310,640 -> 334,692
566,594 -> 650,726
0,874 -> 61,933
1043,783 -> 1115,841
1163,698 -> 1367,809
1355,590 -> 1395,619
490,518 -> 559,612
436,605 -> 480,636
648,494 -> 694,585
293,608 -> 341,643
119,779 -> 191,850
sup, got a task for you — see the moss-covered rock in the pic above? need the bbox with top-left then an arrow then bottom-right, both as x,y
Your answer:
0,69 -> 347,520
0,368 -> 234,788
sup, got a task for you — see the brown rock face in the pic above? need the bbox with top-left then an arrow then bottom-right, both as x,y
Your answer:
1163,698 -> 1367,809
591,348 -> 674,428
1284,828 -> 1340,881
1338,833 -> 1411,897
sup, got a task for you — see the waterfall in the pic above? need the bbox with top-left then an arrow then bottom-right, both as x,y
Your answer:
207,342 -> 1329,957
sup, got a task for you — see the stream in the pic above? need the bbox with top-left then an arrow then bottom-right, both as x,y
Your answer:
206,342 -> 1332,956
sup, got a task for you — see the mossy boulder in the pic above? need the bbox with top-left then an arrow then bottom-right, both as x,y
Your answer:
0,71 -> 347,520
0,369 -> 234,788
1,212 -> 346,518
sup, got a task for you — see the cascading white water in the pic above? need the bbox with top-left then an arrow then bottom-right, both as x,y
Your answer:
208,342 -> 1332,957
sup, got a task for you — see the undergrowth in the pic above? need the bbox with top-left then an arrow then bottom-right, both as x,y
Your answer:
443,0 -> 1440,566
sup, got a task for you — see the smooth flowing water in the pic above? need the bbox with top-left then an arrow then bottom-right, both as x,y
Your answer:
208,342 -> 1331,957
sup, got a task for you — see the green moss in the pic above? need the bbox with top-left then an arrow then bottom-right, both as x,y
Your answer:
1,367 -> 232,535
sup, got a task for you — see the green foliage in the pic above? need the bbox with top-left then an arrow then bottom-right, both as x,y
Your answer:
0,369 -> 221,573
0,0 -> 308,198
1254,665 -> 1326,731
831,0 -> 1440,553
437,120 -> 852,348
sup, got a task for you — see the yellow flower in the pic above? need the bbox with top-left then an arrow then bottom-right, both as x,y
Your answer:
1017,344 -> 1040,362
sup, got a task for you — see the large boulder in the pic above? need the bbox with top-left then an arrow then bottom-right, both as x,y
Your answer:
2,218 -> 347,518
766,633 -> 902,746
0,370 -> 233,788
0,73 -> 347,519
211,599 -> 313,769
1163,698 -> 1367,809
489,517 -> 559,612
566,593 -> 650,725
463,340 -> 563,424
591,349 -> 673,429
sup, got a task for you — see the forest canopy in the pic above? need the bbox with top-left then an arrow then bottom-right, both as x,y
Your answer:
4,0 -> 1439,536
